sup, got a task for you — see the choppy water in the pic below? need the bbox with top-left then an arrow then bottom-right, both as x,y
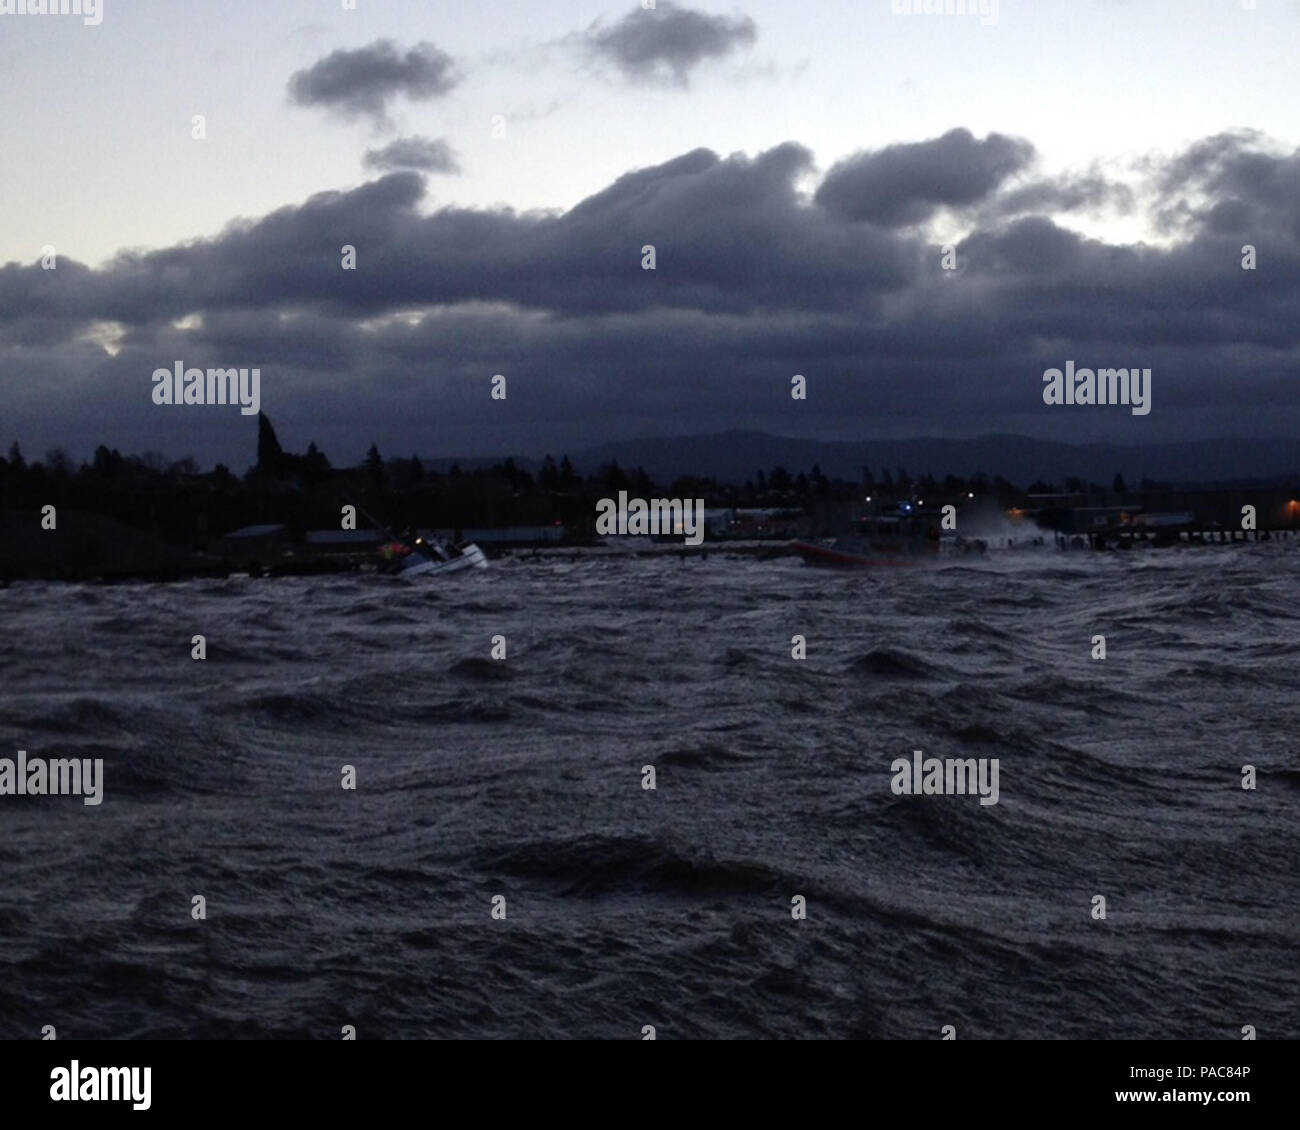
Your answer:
1,546 -> 1297,1039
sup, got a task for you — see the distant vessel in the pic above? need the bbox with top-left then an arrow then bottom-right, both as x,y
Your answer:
792,502 -> 944,568
354,496 -> 489,580
379,535 -> 488,579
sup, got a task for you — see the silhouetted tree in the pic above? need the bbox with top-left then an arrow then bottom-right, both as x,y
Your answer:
598,460 -> 629,491
256,412 -> 284,473
365,443 -> 385,489
811,463 -> 830,498
304,442 -> 332,474
45,448 -> 72,479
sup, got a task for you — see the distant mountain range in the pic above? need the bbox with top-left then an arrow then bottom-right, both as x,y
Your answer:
423,431 -> 1300,488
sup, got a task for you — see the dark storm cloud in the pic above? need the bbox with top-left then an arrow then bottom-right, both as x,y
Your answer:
4,128 -> 1300,465
288,40 -> 459,121
585,2 -> 758,85
1151,129 -> 1300,240
0,144 -> 910,329
815,128 -> 1036,226
363,136 -> 461,174
992,170 -> 1134,219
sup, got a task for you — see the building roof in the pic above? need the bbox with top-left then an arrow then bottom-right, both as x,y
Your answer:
430,526 -> 564,543
220,524 -> 287,539
305,529 -> 383,544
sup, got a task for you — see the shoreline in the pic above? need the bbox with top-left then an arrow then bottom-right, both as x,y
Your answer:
3,529 -> 1298,586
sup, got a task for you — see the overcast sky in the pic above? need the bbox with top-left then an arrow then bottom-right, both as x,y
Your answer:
2,0 -> 1298,468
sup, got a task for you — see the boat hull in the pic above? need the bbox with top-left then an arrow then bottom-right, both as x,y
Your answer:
791,540 -> 935,568
398,543 -> 488,578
